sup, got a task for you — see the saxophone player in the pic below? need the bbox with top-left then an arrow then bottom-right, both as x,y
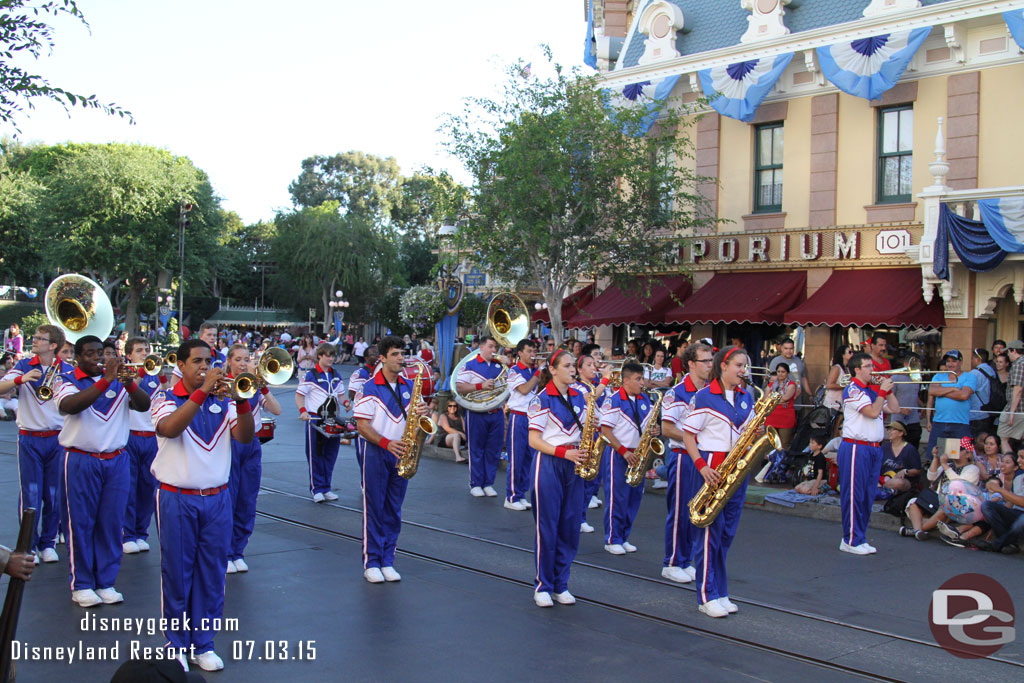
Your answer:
599,362 -> 660,555
354,335 -> 428,583
682,346 -> 754,618
527,350 -> 588,607
504,339 -> 541,511
572,354 -> 612,533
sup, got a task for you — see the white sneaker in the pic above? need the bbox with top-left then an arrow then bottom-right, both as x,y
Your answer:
604,544 -> 626,555
176,652 -> 189,672
233,558 -> 249,572
588,496 -> 602,509
661,566 -> 692,583
33,553 -> 40,565
483,486 -> 498,497
553,591 -> 576,605
312,492 -> 325,503
95,587 -> 124,604
72,589 -> 102,607
651,479 -> 668,489
534,591 -> 554,607
136,539 -> 150,552
122,541 -> 140,554
58,533 -> 66,544
381,566 -> 401,582
40,547 -> 59,563
699,600 -> 729,618
522,499 -> 532,509
364,567 -> 385,583
858,543 -> 877,554
580,522 -> 595,533
192,650 -> 224,672
839,541 -> 871,555
323,491 -> 339,501
226,560 -> 237,574
469,487 -> 485,497
622,541 -> 637,553
504,499 -> 528,511
683,566 -> 697,581
718,597 -> 739,614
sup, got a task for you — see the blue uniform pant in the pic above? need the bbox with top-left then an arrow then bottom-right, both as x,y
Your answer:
354,436 -> 365,477
124,433 -> 158,543
693,463 -> 746,604
229,438 -> 262,560
532,453 -> 583,594
361,443 -> 408,569
837,441 -> 882,547
156,487 -> 230,654
305,422 -> 340,494
664,449 -> 699,569
18,433 -> 62,551
64,450 -> 129,591
465,410 -> 502,489
580,448 -> 609,523
604,447 -> 643,545
505,412 -> 534,502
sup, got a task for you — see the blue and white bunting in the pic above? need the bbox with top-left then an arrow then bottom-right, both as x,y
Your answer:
978,197 -> 1024,253
1005,10 -> 1024,51
697,53 -> 794,123
816,27 -> 931,101
612,75 -> 681,136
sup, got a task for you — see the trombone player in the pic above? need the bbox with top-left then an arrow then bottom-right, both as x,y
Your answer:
455,336 -> 505,498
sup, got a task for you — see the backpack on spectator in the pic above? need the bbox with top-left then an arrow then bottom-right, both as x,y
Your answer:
978,365 -> 1006,414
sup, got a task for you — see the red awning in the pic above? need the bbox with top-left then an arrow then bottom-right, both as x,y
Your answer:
665,271 -> 806,324
567,275 -> 692,327
532,284 -> 596,324
783,268 -> 944,328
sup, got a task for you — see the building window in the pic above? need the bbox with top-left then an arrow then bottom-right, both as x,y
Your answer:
877,105 -> 913,203
754,123 -> 783,213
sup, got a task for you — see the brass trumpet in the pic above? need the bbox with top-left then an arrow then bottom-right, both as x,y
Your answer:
212,374 -> 259,401
164,351 -> 177,366
118,354 -> 164,385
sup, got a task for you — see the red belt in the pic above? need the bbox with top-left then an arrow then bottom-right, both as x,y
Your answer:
69,447 -> 122,460
20,429 -> 59,438
509,410 -> 527,416
130,430 -> 156,437
843,438 -> 880,448
160,483 -> 228,496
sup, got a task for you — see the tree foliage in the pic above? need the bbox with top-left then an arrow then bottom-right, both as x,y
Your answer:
442,49 -> 712,341
0,145 -> 44,281
287,151 -> 406,226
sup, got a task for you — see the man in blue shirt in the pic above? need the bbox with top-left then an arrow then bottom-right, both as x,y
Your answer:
925,349 -> 977,458
967,349 -> 997,436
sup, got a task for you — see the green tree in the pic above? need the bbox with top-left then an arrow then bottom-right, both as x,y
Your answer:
393,169 -> 471,235
0,147 -> 44,282
0,1 -> 132,132
213,213 -> 277,305
442,50 -> 711,342
288,151 -> 406,227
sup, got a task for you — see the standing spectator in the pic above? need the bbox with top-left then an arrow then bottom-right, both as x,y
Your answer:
353,337 -> 368,364
891,353 -> 923,450
994,351 -> 1010,390
768,339 -> 812,404
343,330 -> 354,363
419,339 -> 434,366
295,335 -> 317,375
992,339 -> 1007,362
998,340 -> 1024,453
114,330 -> 128,356
639,341 -> 656,366
823,345 -> 854,413
968,349 -> 999,436
765,365 -> 798,450
644,349 -> 673,389
925,350 -> 976,459
869,334 -> 891,373
4,323 -> 23,358
669,341 -> 686,383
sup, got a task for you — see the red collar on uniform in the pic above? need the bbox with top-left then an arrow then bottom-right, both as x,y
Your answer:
683,374 -> 699,393
73,367 -> 96,381
544,381 -> 579,397
516,361 -> 528,370
28,354 -> 41,366
373,372 -> 408,386
852,377 -> 869,390
709,378 -> 746,395
172,382 -> 191,397
618,386 -> 641,401
315,363 -> 331,374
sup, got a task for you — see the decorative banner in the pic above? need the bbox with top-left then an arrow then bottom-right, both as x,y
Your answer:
816,27 -> 931,101
977,197 -> 1024,252
584,0 -> 597,69
1005,10 -> 1024,51
697,53 -> 794,123
933,198 -> 1024,280
435,313 -> 460,392
614,75 -> 681,136
442,277 -> 464,316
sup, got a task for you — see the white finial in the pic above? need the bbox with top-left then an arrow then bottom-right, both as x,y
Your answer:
929,116 -> 949,187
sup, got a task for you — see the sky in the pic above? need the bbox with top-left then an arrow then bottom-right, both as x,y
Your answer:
3,0 -> 589,224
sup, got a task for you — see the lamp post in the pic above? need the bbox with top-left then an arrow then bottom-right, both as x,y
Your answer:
328,289 -> 350,338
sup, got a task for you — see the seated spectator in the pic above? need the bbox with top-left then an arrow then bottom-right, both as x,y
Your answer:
0,352 -> 17,419
880,422 -> 922,494
901,440 -> 980,540
438,402 -> 467,463
977,434 -> 1002,478
976,450 -> 1024,554
794,433 -> 829,495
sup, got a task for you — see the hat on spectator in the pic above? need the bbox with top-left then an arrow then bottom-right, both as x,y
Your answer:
960,436 -> 975,452
1007,340 -> 1024,351
887,422 -> 907,435
941,349 -> 963,361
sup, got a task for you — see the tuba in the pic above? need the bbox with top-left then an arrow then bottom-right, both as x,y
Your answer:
574,379 -> 609,481
688,387 -> 783,528
44,274 -> 114,343
451,291 -> 529,412
396,371 -> 437,479
624,390 -> 667,487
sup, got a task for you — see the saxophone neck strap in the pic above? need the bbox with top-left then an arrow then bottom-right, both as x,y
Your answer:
554,389 -> 584,434
381,380 -> 407,421
625,395 -> 643,435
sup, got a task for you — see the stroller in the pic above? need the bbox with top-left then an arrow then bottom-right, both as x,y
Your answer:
757,403 -> 834,485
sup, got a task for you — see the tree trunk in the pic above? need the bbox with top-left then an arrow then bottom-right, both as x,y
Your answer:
124,280 -> 142,337
543,281 -> 568,345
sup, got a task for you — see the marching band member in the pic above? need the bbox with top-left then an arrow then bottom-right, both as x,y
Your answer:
838,352 -> 898,555
571,354 -> 611,533
121,337 -> 168,555
659,342 -> 712,584
171,322 -> 222,381
504,339 -> 541,510
55,335 -> 151,607
295,343 -> 350,503
225,344 -> 281,574
527,349 -> 587,607
0,323 -> 72,562
354,335 -> 428,583
682,346 -> 753,618
150,339 -> 255,672
455,336 -> 505,498
348,345 -> 380,477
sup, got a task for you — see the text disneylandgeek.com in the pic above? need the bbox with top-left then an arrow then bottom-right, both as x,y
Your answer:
7,614 -> 317,663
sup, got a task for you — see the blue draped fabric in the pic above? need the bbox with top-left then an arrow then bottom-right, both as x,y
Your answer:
612,75 -> 681,136
583,0 -> 597,69
934,204 -> 1007,280
697,53 -> 794,123
435,313 -> 459,391
1005,10 -> 1024,50
816,27 -> 931,100
978,197 -> 1024,251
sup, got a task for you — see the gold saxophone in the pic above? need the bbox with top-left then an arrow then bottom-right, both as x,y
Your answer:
574,379 -> 609,481
625,391 -> 666,487
396,373 -> 437,480
688,387 -> 783,528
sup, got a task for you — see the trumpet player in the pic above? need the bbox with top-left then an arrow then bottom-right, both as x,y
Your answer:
121,337 -> 169,556
295,343 -> 350,503
55,335 -> 151,608
659,342 -> 713,584
599,362 -> 660,555
150,339 -> 255,671
504,339 -> 541,511
0,323 -> 72,562
354,336 -> 428,583
455,336 -> 504,498
225,344 -> 281,574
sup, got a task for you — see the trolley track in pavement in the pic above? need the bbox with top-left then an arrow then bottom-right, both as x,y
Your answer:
258,483 -> 1021,672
